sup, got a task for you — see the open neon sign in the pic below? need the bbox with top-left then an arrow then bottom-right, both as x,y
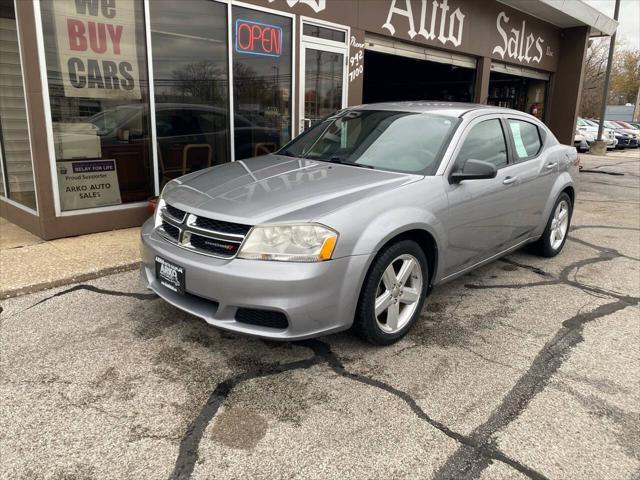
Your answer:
235,19 -> 283,57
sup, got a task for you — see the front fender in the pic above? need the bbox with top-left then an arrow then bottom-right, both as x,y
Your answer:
345,206 -> 446,283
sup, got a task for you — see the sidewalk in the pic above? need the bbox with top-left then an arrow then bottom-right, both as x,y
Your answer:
0,217 -> 141,299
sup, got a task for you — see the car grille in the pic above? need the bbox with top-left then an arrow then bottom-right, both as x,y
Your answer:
158,203 -> 251,259
164,204 -> 186,222
193,216 -> 251,236
160,221 -> 180,241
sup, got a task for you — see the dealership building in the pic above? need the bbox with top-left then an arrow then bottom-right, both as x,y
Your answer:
0,0 -> 616,239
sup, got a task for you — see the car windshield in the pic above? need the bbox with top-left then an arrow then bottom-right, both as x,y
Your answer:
279,110 -> 457,174
603,121 -> 619,129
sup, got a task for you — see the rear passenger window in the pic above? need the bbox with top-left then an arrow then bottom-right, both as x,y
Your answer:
508,120 -> 542,160
455,119 -> 508,170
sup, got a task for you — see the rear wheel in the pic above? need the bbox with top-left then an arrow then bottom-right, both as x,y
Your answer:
353,240 -> 428,345
531,192 -> 572,257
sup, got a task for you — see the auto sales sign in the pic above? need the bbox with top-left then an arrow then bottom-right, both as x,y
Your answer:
54,0 -> 141,100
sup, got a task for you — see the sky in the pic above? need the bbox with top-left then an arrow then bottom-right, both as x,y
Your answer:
583,0 -> 640,49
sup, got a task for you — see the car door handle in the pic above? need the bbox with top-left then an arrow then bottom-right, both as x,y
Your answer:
503,176 -> 518,185
546,163 -> 557,170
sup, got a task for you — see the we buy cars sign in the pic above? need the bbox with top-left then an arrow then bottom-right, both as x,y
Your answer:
54,0 -> 141,100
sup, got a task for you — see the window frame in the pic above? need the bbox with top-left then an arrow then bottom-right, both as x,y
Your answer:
504,117 -> 544,163
0,0 -> 39,215
34,0 -> 296,217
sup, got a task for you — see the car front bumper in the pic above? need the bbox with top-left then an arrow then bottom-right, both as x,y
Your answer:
140,218 -> 370,340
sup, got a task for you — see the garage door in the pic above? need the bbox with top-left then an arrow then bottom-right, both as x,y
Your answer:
364,33 -> 477,69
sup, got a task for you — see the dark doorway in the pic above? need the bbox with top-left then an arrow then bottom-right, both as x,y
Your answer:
488,71 -> 548,121
363,50 -> 475,104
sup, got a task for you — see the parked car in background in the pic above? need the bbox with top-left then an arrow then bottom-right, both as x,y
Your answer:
576,117 -> 615,150
608,120 -> 640,147
574,131 -> 589,153
141,102 -> 578,345
585,119 -> 634,149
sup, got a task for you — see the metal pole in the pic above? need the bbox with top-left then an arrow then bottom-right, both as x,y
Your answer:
597,0 -> 621,141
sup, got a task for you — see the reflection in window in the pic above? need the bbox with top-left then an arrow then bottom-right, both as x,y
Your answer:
456,120 -> 507,169
232,7 -> 292,160
304,49 -> 344,126
508,119 -> 542,160
41,0 -> 152,212
150,0 -> 230,187
0,0 -> 36,210
281,110 -> 456,174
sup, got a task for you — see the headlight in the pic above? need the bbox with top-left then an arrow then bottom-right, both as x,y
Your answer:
153,181 -> 178,228
238,223 -> 338,262
153,197 -> 166,228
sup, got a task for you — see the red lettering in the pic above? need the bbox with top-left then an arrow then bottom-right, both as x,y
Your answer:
107,24 -> 123,55
261,28 -> 272,52
237,22 -> 252,50
88,22 -> 107,54
272,28 -> 281,55
67,19 -> 87,51
251,25 -> 261,50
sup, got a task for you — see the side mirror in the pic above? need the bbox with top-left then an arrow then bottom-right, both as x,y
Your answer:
450,159 -> 497,183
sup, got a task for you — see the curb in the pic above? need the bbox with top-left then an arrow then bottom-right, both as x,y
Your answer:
0,262 -> 140,300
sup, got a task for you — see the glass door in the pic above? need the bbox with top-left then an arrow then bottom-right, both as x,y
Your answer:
299,22 -> 348,133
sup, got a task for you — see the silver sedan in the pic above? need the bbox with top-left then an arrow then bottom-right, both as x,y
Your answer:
140,102 -> 578,345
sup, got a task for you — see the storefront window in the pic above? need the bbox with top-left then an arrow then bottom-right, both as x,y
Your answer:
232,7 -> 292,159
488,72 -> 548,120
150,0 -> 230,188
0,0 -> 37,210
41,0 -> 153,212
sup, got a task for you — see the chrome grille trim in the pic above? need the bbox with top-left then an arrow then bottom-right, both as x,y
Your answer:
185,214 -> 246,241
156,206 -> 251,259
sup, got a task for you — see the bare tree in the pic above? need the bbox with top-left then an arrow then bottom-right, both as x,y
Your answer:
580,38 -> 640,118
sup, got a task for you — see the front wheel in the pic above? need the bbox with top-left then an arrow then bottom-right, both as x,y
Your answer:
353,240 -> 429,345
531,192 -> 572,257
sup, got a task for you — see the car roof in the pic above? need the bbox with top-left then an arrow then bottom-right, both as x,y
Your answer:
351,101 -> 514,118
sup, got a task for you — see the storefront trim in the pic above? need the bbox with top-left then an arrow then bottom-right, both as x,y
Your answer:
364,33 -> 477,69
299,16 -> 350,134
143,0 -> 160,197
33,0 -> 61,217
490,61 -> 551,81
0,0 -> 39,214
0,196 -> 38,216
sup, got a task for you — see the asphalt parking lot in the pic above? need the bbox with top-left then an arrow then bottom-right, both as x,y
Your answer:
1,150 -> 638,480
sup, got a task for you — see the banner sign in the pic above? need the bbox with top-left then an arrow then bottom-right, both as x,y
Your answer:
235,19 -> 283,57
57,159 -> 122,211
53,0 -> 141,100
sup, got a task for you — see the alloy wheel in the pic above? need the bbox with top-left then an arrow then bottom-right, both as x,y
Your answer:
374,254 -> 423,334
550,199 -> 570,250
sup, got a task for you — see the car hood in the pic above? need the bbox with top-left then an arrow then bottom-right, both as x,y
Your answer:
162,155 -> 420,224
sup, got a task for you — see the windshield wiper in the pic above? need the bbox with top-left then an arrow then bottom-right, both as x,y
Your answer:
327,156 -> 374,169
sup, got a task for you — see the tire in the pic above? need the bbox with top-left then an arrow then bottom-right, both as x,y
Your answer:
531,192 -> 573,257
352,240 -> 429,345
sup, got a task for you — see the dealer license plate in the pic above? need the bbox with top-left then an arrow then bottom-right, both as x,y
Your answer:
155,256 -> 185,295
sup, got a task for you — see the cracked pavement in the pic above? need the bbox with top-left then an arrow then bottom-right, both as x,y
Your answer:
1,151 -> 639,480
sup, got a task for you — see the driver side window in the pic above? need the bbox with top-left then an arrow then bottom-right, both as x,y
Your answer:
454,119 -> 507,171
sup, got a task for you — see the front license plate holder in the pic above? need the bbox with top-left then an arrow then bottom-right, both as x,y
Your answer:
155,255 -> 185,295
